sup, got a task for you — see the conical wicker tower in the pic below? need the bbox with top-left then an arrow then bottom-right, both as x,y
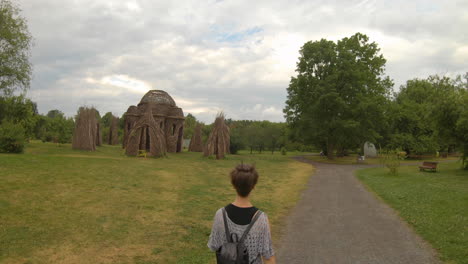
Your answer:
108,115 -> 119,145
96,123 -> 102,146
72,107 -> 98,151
188,123 -> 203,152
204,113 -> 230,159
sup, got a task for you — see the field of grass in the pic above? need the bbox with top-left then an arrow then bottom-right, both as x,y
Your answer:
357,163 -> 468,264
0,141 -> 312,264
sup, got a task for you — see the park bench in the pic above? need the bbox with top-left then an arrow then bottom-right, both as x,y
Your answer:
419,161 -> 438,172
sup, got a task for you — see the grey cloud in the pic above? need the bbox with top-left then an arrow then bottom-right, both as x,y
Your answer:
19,0 -> 467,123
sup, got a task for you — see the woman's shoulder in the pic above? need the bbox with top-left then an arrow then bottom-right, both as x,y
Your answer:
213,206 -> 269,223
213,207 -> 225,221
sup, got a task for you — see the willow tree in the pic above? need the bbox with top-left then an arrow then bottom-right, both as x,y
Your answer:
284,33 -> 392,159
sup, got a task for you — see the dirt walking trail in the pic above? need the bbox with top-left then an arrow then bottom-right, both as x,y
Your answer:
276,157 -> 441,264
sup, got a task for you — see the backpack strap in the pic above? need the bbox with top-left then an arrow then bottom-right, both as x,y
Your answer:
221,208 -> 232,243
239,210 -> 263,243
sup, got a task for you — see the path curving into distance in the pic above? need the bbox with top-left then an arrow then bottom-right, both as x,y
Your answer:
276,157 -> 441,264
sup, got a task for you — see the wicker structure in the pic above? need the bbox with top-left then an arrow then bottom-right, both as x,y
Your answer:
124,90 -> 184,156
204,113 -> 230,159
108,115 -> 119,145
72,107 -> 99,151
188,123 -> 203,152
96,123 -> 102,146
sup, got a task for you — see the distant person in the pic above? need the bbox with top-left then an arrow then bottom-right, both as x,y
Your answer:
208,164 -> 276,264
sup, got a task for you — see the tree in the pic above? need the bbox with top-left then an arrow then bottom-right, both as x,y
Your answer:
0,0 -> 33,95
47,109 -> 64,119
265,122 -> 285,154
388,75 -> 464,156
183,113 -> 197,139
101,112 -> 113,127
46,116 -> 74,144
244,123 -> 261,154
284,33 -> 392,159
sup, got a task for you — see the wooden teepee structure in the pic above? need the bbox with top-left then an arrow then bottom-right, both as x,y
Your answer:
108,115 -> 119,145
96,123 -> 102,146
204,113 -> 230,159
188,123 -> 203,152
72,107 -> 98,151
125,105 -> 166,157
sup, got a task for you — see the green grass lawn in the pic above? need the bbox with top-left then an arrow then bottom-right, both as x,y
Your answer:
357,163 -> 468,264
0,141 -> 312,264
306,154 -> 458,165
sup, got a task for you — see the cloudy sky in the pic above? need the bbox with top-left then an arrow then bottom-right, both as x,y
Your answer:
21,0 -> 467,123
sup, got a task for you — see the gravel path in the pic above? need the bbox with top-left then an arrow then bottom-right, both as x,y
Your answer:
276,157 -> 441,264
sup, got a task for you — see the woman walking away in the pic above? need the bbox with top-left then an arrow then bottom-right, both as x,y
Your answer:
208,164 -> 276,264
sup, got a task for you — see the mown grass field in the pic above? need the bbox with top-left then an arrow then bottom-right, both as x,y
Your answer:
0,141 -> 313,264
357,163 -> 468,264
306,154 -> 458,165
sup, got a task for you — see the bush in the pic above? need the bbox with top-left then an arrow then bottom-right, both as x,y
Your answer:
0,121 -> 26,153
281,146 -> 287,155
379,150 -> 401,175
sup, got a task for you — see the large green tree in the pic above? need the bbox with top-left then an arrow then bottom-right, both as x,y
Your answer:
0,0 -> 32,95
389,75 -> 465,156
284,33 -> 392,158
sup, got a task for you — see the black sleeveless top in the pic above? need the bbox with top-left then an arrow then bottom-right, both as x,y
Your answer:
225,203 -> 259,225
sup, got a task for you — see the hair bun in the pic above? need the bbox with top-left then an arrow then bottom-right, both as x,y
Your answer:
236,163 -> 255,173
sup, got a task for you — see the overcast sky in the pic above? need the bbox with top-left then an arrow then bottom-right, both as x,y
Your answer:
21,0 -> 467,123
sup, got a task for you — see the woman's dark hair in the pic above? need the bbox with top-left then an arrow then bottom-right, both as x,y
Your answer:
230,163 -> 259,197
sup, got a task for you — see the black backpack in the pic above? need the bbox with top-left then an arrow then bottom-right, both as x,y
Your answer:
216,208 -> 262,264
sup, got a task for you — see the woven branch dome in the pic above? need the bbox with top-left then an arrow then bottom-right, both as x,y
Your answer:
139,90 -> 176,106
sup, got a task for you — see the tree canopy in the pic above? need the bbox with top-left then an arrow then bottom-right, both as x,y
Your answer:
284,33 -> 392,158
0,0 -> 33,95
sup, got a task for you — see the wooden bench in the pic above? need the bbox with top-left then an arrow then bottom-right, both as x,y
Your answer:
419,161 -> 438,172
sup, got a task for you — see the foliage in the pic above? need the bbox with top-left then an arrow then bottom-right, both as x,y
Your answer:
100,112 -> 113,127
226,120 -> 289,154
284,33 -> 392,159
45,116 -> 74,144
229,126 -> 243,154
378,150 -> 401,175
389,76 -> 464,155
281,146 -> 287,155
0,95 -> 36,138
46,109 -> 64,119
0,0 -> 33,95
456,89 -> 468,169
29,110 -> 75,144
183,113 -> 197,139
0,120 -> 25,153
